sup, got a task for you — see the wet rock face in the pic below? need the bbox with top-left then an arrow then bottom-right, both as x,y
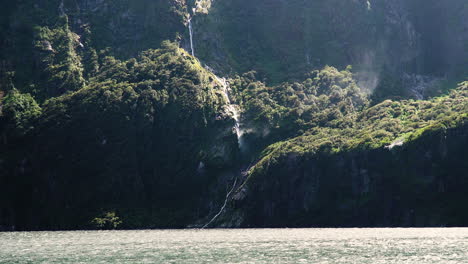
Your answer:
405,0 -> 468,75
204,119 -> 240,168
53,0 -> 466,88
194,0 -> 466,89
402,74 -> 443,100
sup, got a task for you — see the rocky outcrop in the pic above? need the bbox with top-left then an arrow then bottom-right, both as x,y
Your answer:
227,123 -> 468,227
38,0 -> 187,58
0,0 -> 466,230
0,44 -> 241,230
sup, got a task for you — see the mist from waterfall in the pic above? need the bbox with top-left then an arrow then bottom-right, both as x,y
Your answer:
186,15 -> 243,149
212,74 -> 243,148
187,12 -> 245,229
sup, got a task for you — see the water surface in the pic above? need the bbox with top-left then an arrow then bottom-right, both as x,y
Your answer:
1,228 -> 467,263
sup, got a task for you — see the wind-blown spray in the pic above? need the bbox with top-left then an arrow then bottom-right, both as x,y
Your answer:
186,12 -> 244,228
213,75 -> 243,147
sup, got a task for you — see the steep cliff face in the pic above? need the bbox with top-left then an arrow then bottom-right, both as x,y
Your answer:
216,82 -> 468,228
229,123 -> 468,227
193,0 -> 467,95
1,0 -> 466,98
0,43 -> 241,230
2,0 -> 186,57
408,0 -> 468,76
63,0 -> 187,57
0,0 -> 467,230
0,0 -> 188,100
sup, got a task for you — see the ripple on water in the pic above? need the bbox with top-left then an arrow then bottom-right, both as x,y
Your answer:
0,228 -> 467,263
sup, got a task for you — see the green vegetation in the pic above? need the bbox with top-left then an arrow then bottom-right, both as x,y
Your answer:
248,81 -> 468,178
92,211 -> 122,230
236,66 -> 368,132
1,89 -> 41,136
232,82 -> 467,227
197,0 -> 467,95
0,0 -> 466,230
0,41 -> 238,229
33,16 -> 85,99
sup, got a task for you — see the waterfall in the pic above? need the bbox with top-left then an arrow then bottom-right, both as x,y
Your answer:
212,74 -> 243,148
59,0 -> 65,16
202,179 -> 237,229
185,15 -> 241,144
186,12 -> 244,229
188,17 -> 195,56
198,75 -> 244,228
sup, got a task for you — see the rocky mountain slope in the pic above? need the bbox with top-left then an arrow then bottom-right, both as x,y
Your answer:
0,0 -> 466,230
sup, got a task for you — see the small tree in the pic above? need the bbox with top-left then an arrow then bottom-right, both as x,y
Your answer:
91,211 -> 123,230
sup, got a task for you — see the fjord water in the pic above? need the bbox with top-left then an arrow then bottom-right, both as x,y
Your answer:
1,228 -> 467,263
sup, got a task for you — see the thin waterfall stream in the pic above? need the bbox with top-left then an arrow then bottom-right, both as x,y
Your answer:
200,71 -> 244,228
188,17 -> 195,56
185,15 -> 242,146
202,179 -> 238,228
213,75 -> 242,146
186,14 -> 244,228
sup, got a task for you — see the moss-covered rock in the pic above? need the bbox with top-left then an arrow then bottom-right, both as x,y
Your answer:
0,42 -> 240,230
226,82 -> 468,227
0,0 -> 467,230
